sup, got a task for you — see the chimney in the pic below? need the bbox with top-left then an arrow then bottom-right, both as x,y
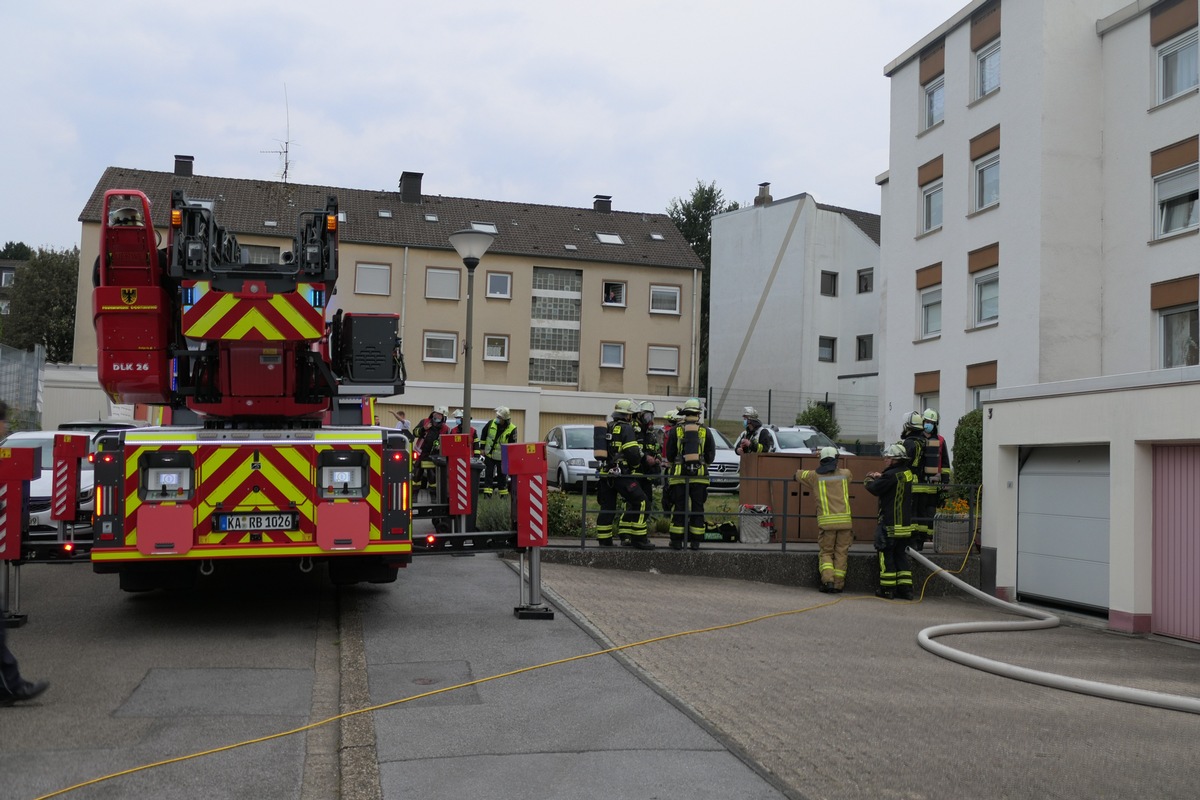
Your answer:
753,182 -> 772,206
398,171 -> 424,204
593,194 -> 612,213
174,155 -> 194,177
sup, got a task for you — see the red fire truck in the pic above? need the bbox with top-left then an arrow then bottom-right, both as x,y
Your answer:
89,188 -> 412,591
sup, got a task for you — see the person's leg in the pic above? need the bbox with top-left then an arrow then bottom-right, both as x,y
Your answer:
832,530 -> 853,591
817,529 -> 836,590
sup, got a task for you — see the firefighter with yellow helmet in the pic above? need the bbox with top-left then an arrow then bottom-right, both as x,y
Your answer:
595,398 -> 654,549
663,398 -> 716,549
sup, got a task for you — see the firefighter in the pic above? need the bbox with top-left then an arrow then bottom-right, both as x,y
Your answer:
664,398 -> 717,550
595,399 -> 654,549
412,405 -> 452,492
659,409 -> 679,516
634,401 -> 662,514
479,406 -> 517,498
865,443 -> 917,600
900,411 -> 931,549
734,406 -> 776,454
796,447 -> 855,593
450,409 -> 481,455
914,408 -> 952,549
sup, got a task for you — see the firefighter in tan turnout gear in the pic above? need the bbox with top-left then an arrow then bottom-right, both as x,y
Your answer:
796,447 -> 855,593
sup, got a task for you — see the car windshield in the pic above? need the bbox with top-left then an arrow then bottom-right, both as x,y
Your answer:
564,427 -> 594,449
775,428 -> 836,450
710,428 -> 733,449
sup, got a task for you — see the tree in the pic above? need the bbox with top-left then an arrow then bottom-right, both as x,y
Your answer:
667,180 -> 739,394
0,241 -> 33,260
952,408 -> 984,493
796,401 -> 841,441
4,246 -> 79,363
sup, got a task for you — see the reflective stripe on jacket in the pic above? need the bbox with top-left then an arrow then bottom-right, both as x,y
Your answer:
796,468 -> 854,530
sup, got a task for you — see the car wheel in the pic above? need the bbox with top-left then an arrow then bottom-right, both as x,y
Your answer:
557,468 -> 571,493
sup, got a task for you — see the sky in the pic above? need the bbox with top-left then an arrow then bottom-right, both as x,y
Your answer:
2,0 -> 965,252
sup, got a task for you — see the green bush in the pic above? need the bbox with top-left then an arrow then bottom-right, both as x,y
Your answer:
474,494 -> 511,531
952,408 -> 983,491
795,402 -> 840,440
546,489 -> 582,537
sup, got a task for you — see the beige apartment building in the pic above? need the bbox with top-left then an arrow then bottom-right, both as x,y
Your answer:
71,158 -> 703,435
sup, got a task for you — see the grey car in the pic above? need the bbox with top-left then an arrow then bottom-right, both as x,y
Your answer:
544,424 -> 600,490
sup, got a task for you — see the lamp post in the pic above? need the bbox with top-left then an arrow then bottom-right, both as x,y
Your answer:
448,228 -> 496,447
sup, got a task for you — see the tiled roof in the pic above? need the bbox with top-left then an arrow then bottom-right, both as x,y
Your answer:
79,167 -> 704,271
814,201 -> 881,246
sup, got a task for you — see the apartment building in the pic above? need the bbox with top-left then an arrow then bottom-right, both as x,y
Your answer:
708,183 -> 881,440
71,159 -> 704,435
880,0 -> 1198,639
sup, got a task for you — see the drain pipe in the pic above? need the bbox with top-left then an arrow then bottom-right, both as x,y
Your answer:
907,548 -> 1200,715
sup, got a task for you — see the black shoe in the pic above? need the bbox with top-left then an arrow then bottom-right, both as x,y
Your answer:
895,588 -> 914,601
668,539 -> 683,551
629,538 -> 656,550
0,680 -> 49,706
619,535 -> 632,547
688,540 -> 700,550
875,589 -> 894,600
831,586 -> 844,594
819,582 -> 835,593
597,537 -> 615,547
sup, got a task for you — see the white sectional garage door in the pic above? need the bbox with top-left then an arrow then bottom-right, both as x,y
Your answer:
1017,446 -> 1110,611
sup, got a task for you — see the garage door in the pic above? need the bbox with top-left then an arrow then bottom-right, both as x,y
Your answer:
1017,446 -> 1110,611
1153,445 -> 1200,643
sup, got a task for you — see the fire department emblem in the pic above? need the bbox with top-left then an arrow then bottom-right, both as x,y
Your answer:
121,288 -> 138,305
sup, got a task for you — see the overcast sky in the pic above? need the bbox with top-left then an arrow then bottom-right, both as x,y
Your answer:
3,0 -> 963,251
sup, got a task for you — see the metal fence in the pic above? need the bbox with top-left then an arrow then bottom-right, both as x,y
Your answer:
706,385 -> 879,446
0,342 -> 45,431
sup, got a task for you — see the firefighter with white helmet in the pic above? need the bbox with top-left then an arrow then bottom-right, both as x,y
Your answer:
796,445 -> 855,592
663,398 -> 717,549
734,405 -> 776,455
412,405 -> 452,493
480,406 -> 517,498
633,400 -> 662,514
595,398 -> 654,549
865,442 -> 917,600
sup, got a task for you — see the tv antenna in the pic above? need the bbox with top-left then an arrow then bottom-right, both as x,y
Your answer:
262,85 -> 295,183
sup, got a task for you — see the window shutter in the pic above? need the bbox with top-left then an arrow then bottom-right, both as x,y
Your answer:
916,263 -> 943,289
918,156 -> 944,186
968,243 -> 1000,274
1151,276 -> 1199,310
971,1 -> 1002,50
914,371 -> 941,395
1151,136 -> 1199,177
966,361 -> 998,388
970,126 -> 1001,160
1151,0 -> 1198,47
919,41 -> 945,84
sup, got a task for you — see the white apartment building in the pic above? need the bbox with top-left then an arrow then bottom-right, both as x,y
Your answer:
709,184 -> 881,441
880,0 -> 1198,639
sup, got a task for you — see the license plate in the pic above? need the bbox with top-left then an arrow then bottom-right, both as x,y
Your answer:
215,512 -> 298,532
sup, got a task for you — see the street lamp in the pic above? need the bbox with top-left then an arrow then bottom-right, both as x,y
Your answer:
448,228 -> 496,444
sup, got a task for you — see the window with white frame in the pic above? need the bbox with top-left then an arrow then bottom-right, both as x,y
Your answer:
974,271 -> 999,325
649,285 -> 681,314
971,385 -> 996,410
924,77 -> 944,130
921,287 -> 942,338
1156,165 -> 1199,237
976,39 -> 1001,98
425,267 -> 461,300
818,336 -> 836,362
857,268 -> 874,293
922,182 -> 943,232
856,334 -> 873,361
484,334 -> 509,362
974,153 -> 1000,211
919,393 -> 940,416
354,262 -> 391,295
0,299 -> 9,315
423,331 -> 458,363
600,342 -> 625,368
820,271 -> 838,297
647,345 -> 679,376
1158,29 -> 1198,104
0,271 -> 13,287
486,272 -> 512,299
1161,304 -> 1199,368
602,281 -> 626,306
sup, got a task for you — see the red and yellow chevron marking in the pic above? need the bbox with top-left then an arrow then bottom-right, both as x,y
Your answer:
117,436 -> 387,554
180,281 -> 324,342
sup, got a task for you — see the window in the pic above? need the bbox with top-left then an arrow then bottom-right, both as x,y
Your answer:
355,262 -> 391,295
243,245 -> 280,265
470,221 -> 498,234
425,267 -> 460,300
919,393 -> 940,416
1159,29 -> 1198,104
971,385 -> 996,410
976,39 -> 1001,98
0,299 -> 9,315
486,271 -> 512,299
818,336 -> 836,362
921,288 -> 942,338
820,271 -> 838,297
596,232 -> 625,245
924,77 -> 944,129
1156,165 -> 1199,237
377,209 -> 393,218
600,342 -> 625,368
602,281 -> 626,306
1161,304 -> 1199,367
649,285 -> 680,314
647,345 -> 679,376
856,334 -> 873,361
649,232 -> 666,241
484,334 -> 509,362
423,332 -> 458,363
0,271 -> 13,288
922,182 -> 943,232
424,213 -> 439,223
975,271 -> 999,325
974,154 -> 1000,211
857,268 -> 874,293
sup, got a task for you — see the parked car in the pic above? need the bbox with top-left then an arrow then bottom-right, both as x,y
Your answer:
707,427 -> 741,491
544,424 -> 599,490
58,418 -> 146,435
0,430 -> 96,531
769,425 -> 854,456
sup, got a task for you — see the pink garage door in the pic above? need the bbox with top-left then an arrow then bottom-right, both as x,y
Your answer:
1153,445 -> 1200,643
